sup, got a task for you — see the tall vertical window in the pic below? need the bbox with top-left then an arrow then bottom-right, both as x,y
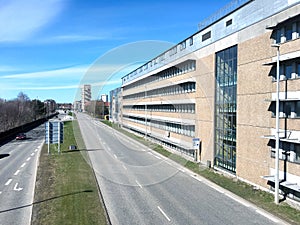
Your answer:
215,45 -> 237,173
285,24 -> 293,41
285,63 -> 293,79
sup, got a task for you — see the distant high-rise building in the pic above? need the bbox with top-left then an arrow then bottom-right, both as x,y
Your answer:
81,84 -> 91,112
101,94 -> 108,102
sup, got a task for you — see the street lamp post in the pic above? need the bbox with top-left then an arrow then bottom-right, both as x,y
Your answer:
145,85 -> 147,139
271,43 -> 280,204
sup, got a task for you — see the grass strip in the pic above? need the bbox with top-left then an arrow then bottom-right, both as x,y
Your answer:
31,120 -> 108,225
101,120 -> 300,225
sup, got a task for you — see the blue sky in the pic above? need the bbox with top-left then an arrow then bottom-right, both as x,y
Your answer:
0,0 -> 231,103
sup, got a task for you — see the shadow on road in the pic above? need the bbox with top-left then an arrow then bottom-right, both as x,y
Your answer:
0,190 -> 93,214
63,148 -> 105,153
0,154 -> 9,159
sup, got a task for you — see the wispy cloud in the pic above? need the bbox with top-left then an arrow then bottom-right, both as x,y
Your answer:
1,66 -> 87,79
48,34 -> 108,42
11,80 -> 121,91
0,0 -> 65,42
0,65 -> 20,72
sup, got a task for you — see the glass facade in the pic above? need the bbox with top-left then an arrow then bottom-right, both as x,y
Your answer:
215,45 -> 237,173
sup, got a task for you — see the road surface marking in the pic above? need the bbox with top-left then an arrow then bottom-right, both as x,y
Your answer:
190,174 -> 202,182
31,153 -> 35,156
157,206 -> 171,222
0,191 -> 2,195
35,149 -> 38,152
13,183 -> 23,191
225,193 -> 250,207
122,165 -> 127,170
148,152 -> 153,156
210,185 -> 225,194
113,154 -> 117,159
154,155 -> 161,159
165,161 -> 173,166
135,180 -> 143,188
179,168 -> 185,173
255,209 -> 279,223
26,157 -> 31,161
21,163 -> 26,168
14,170 -> 21,176
5,179 -> 12,186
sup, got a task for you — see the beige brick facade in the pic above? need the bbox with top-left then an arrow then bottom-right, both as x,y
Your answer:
119,1 -> 300,202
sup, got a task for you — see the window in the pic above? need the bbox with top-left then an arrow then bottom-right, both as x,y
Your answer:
284,63 -> 293,79
180,41 -> 186,50
296,101 -> 300,118
215,45 -> 237,173
226,19 -> 232,27
285,24 -> 293,41
284,102 -> 292,118
295,144 -> 300,163
275,29 -> 281,44
202,31 -> 211,42
189,37 -> 193,46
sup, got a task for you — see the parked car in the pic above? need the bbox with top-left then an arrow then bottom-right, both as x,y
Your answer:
16,133 -> 26,140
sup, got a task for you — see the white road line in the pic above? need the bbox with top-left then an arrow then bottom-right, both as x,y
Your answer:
31,153 -> 35,156
154,155 -> 161,159
190,174 -> 202,182
21,163 -> 26,168
165,161 -> 173,166
179,168 -> 185,173
135,180 -> 143,188
35,149 -> 38,152
0,191 -> 2,195
148,152 -> 153,156
5,179 -> 12,186
157,206 -> 171,222
210,185 -> 225,194
255,209 -> 279,223
113,154 -> 117,159
225,193 -> 250,207
122,165 -> 127,170
26,157 -> 31,161
14,170 -> 21,176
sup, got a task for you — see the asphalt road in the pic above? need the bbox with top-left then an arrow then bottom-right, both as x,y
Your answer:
0,125 -> 44,225
76,113 -> 289,225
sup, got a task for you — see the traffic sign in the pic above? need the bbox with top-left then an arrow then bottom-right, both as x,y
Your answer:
45,121 -> 64,144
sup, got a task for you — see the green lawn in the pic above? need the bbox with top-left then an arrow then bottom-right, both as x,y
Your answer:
31,120 -> 108,225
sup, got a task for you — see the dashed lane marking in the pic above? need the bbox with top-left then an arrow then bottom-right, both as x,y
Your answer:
14,170 -> 20,176
157,206 -> 171,222
21,163 -> 26,168
135,180 -> 143,188
5,179 -> 12,186
26,157 -> 31,161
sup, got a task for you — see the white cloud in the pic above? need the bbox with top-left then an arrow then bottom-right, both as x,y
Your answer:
1,66 -> 87,79
0,65 -> 19,72
0,0 -> 65,42
14,80 -> 121,91
48,34 -> 108,42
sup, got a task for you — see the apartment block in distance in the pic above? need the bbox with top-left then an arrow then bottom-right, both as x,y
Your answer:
81,84 -> 91,112
120,0 -> 300,203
